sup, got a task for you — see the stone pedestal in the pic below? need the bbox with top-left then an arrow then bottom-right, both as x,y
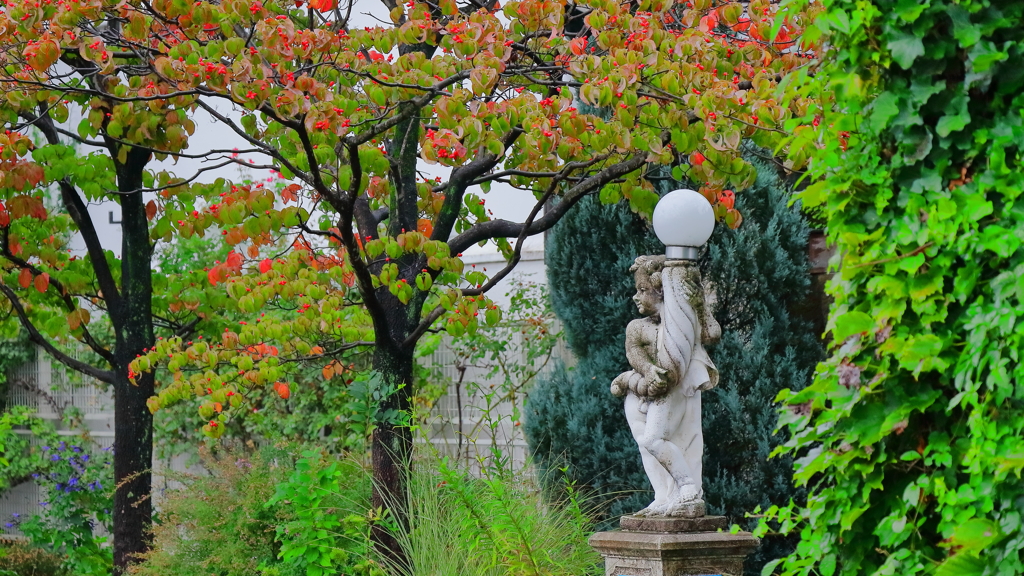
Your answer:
589,515 -> 759,576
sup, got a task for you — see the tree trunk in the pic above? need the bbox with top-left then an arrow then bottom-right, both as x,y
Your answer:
369,343 -> 414,571
111,365 -> 153,572
110,156 -> 155,574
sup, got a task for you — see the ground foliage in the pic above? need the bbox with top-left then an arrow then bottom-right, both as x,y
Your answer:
763,1 -> 1024,575
130,445 -> 377,576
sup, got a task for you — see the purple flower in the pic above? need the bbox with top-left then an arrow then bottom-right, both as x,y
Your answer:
50,454 -> 60,461
4,523 -> 12,528
82,454 -> 90,462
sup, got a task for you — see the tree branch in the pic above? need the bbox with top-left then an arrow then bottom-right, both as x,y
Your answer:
448,153 -> 649,255
30,106 -> 123,313
0,284 -> 116,384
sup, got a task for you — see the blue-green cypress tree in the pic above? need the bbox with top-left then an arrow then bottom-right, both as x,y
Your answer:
525,159 -> 822,575
524,193 -> 660,519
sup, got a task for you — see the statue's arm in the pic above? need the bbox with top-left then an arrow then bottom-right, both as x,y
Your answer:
624,321 -> 663,379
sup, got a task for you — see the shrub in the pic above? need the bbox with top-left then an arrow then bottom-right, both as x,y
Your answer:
0,540 -> 68,576
13,441 -> 112,576
132,444 -> 377,576
130,446 -> 293,576
268,449 -> 379,576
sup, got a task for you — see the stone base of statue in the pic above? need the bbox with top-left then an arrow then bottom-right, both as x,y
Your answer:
589,514 -> 759,576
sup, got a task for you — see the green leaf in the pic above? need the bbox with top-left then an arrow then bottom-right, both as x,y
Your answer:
888,33 -> 925,69
820,554 -> 837,576
894,0 -> 927,22
948,5 -> 981,47
760,558 -> 783,576
832,311 -> 874,342
935,553 -> 985,576
869,92 -> 900,133
937,93 -> 970,137
948,518 -> 1004,555
898,334 -> 944,372
968,41 -> 1008,73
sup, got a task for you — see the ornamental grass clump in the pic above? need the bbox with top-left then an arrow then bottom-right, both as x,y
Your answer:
383,454 -> 601,576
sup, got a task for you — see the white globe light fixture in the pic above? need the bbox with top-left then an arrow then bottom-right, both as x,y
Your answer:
652,189 -> 715,260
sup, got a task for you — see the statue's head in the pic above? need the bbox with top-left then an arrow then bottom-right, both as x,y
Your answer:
629,255 -> 665,316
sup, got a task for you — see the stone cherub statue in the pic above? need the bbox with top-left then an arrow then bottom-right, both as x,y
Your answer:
611,255 -> 721,517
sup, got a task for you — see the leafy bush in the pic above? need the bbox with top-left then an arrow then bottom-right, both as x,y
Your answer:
0,407 -> 62,492
268,449 -> 379,576
132,446 -> 294,576
0,540 -> 68,576
132,445 -> 377,576
11,441 -> 112,576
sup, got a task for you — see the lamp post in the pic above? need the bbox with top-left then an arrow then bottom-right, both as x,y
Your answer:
652,189 -> 715,260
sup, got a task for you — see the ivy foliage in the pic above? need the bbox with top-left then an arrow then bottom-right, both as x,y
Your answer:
766,1 -> 1024,575
699,159 -> 821,576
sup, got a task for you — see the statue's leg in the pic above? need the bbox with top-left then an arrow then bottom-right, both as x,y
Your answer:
676,390 -> 703,500
640,386 -> 700,504
624,392 -> 672,512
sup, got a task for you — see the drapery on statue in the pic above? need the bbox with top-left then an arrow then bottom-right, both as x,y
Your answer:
611,255 -> 721,517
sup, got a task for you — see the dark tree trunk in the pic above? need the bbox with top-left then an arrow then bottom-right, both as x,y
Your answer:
110,154 -> 155,574
111,366 -> 153,572
369,343 -> 414,570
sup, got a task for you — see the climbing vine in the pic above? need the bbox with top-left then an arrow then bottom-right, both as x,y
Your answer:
763,1 -> 1024,575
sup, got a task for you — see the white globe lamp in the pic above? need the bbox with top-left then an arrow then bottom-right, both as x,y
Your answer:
652,189 -> 715,260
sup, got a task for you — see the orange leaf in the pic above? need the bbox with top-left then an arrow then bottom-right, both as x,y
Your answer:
569,37 -> 587,56
18,268 -> 31,288
308,0 -> 333,11
207,266 -> 223,286
275,382 -> 290,399
417,218 -> 434,237
310,345 -> 324,355
322,363 -> 335,380
259,259 -> 273,274
34,273 -> 49,293
699,10 -> 720,32
214,402 -> 223,413
281,184 -> 300,204
145,200 -> 157,221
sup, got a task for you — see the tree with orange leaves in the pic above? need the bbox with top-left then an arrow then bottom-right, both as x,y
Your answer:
0,0 -> 820,568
